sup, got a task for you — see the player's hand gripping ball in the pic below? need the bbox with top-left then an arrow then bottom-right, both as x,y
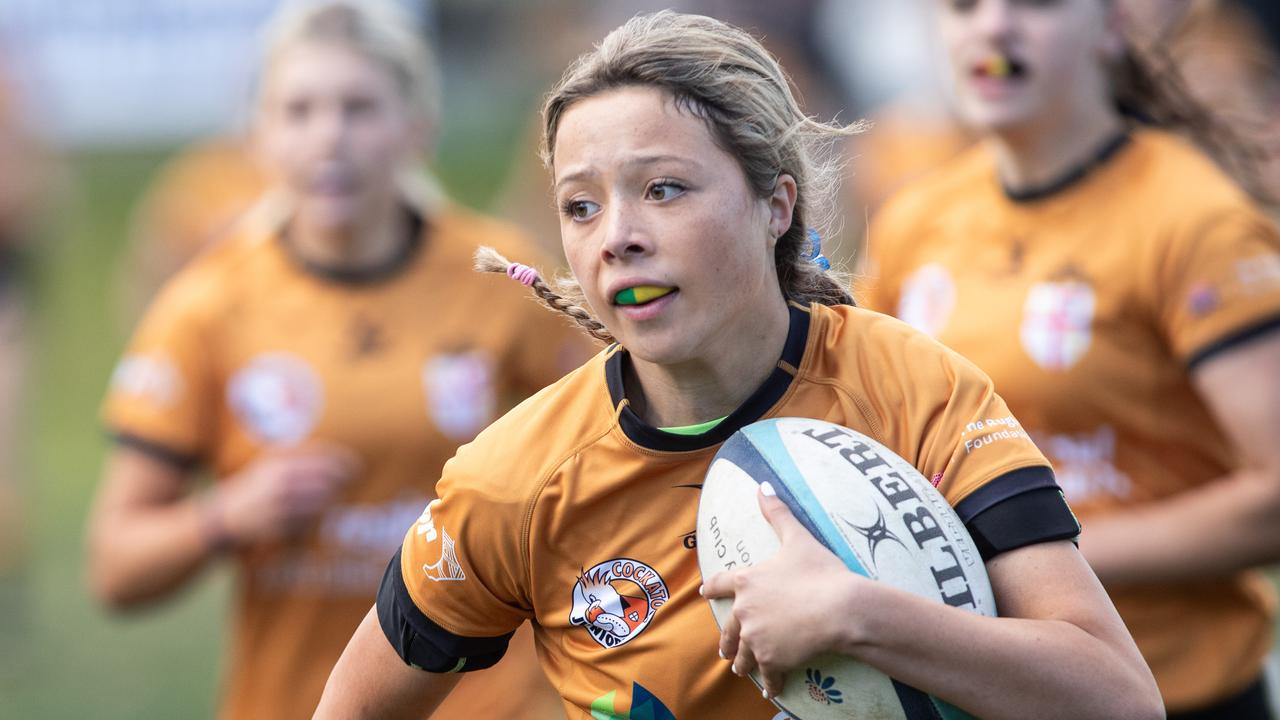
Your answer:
698,418 -> 995,720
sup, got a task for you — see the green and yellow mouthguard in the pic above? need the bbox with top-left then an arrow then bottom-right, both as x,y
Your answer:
614,285 -> 675,306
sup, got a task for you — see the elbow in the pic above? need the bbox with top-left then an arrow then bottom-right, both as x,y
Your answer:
1118,668 -> 1165,720
1132,693 -> 1166,720
86,563 -> 137,613
84,547 -> 152,614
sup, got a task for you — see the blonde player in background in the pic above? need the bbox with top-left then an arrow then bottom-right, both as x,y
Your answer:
863,0 -> 1280,716
85,2 -> 582,718
316,12 -> 1161,720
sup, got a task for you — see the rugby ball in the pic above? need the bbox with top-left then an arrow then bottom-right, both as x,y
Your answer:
696,418 -> 994,720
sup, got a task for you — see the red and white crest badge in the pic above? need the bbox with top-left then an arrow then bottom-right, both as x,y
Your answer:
227,353 -> 323,443
570,559 -> 669,649
897,263 -> 956,338
1020,280 -> 1095,371
421,351 -> 495,441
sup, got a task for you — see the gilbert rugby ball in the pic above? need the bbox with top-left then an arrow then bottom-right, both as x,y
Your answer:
696,418 -> 994,720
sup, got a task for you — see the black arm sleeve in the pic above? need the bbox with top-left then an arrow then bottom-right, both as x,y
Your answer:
954,466 -> 1081,562
109,430 -> 201,471
376,548 -> 515,673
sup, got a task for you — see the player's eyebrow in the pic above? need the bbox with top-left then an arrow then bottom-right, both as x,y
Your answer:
554,154 -> 696,192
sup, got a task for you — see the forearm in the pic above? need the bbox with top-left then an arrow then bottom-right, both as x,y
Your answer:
839,573 -> 1158,720
1082,466 -> 1280,587
86,493 -> 218,610
315,607 -> 460,719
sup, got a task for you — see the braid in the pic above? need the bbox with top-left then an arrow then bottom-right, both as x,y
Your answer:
473,246 -> 614,343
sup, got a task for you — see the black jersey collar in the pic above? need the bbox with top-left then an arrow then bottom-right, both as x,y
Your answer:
1002,131 -> 1131,203
280,206 -> 427,285
605,302 -> 811,452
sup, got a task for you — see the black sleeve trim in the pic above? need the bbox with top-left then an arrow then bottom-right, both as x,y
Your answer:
110,431 -> 200,471
954,467 -> 1080,561
952,466 -> 1060,524
376,548 -> 514,673
1185,312 -> 1280,372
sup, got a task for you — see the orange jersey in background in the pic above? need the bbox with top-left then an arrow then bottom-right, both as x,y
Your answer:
863,129 -> 1280,710
389,302 -> 1079,719
104,205 -> 590,719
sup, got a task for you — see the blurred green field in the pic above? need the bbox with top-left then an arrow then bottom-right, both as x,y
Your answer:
1,106 -> 526,718
3,148 -> 229,718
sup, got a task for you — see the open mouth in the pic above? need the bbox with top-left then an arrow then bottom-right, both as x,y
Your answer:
972,53 -> 1028,80
613,285 -> 677,307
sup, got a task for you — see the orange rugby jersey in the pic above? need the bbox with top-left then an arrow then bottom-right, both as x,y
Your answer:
863,129 -> 1280,710
103,205 -> 588,720
383,302 -> 1080,719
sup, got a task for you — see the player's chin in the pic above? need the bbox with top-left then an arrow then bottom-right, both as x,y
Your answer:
619,329 -> 702,368
956,96 -> 1038,134
297,195 -> 365,231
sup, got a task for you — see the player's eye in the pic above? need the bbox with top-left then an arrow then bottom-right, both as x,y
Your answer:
561,198 -> 601,222
344,96 -> 377,119
284,98 -> 312,123
948,0 -> 979,12
645,180 -> 686,202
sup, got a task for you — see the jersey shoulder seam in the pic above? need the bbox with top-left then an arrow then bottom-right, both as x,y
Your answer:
519,419 -> 618,595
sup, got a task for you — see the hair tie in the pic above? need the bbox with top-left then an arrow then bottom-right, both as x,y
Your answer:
506,262 -> 539,286
806,228 -> 830,271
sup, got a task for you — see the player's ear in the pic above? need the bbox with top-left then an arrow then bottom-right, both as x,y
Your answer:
1098,0 -> 1127,61
766,174 -> 797,247
407,111 -> 435,160
245,88 -> 278,180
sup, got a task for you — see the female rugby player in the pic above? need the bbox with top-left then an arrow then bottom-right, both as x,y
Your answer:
317,11 -> 1161,720
85,2 -> 578,717
864,0 -> 1280,716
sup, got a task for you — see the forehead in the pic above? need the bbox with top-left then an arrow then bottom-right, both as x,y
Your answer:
552,85 -> 724,177
265,40 -> 396,96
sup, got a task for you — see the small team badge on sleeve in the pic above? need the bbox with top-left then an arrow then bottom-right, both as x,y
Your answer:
1186,282 -> 1220,316
415,501 -> 465,582
111,354 -> 181,408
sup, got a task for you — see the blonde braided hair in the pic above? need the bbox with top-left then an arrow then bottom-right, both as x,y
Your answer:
473,246 -> 614,343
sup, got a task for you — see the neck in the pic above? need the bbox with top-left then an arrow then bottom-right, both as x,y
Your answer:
990,103 -> 1125,194
625,297 -> 791,428
289,195 -> 408,273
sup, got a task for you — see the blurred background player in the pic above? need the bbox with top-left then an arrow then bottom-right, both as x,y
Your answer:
84,2 -> 584,718
862,0 -> 1280,716
841,0 -> 1280,262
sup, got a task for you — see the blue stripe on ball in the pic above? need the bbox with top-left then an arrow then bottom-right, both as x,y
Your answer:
736,421 -> 870,579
